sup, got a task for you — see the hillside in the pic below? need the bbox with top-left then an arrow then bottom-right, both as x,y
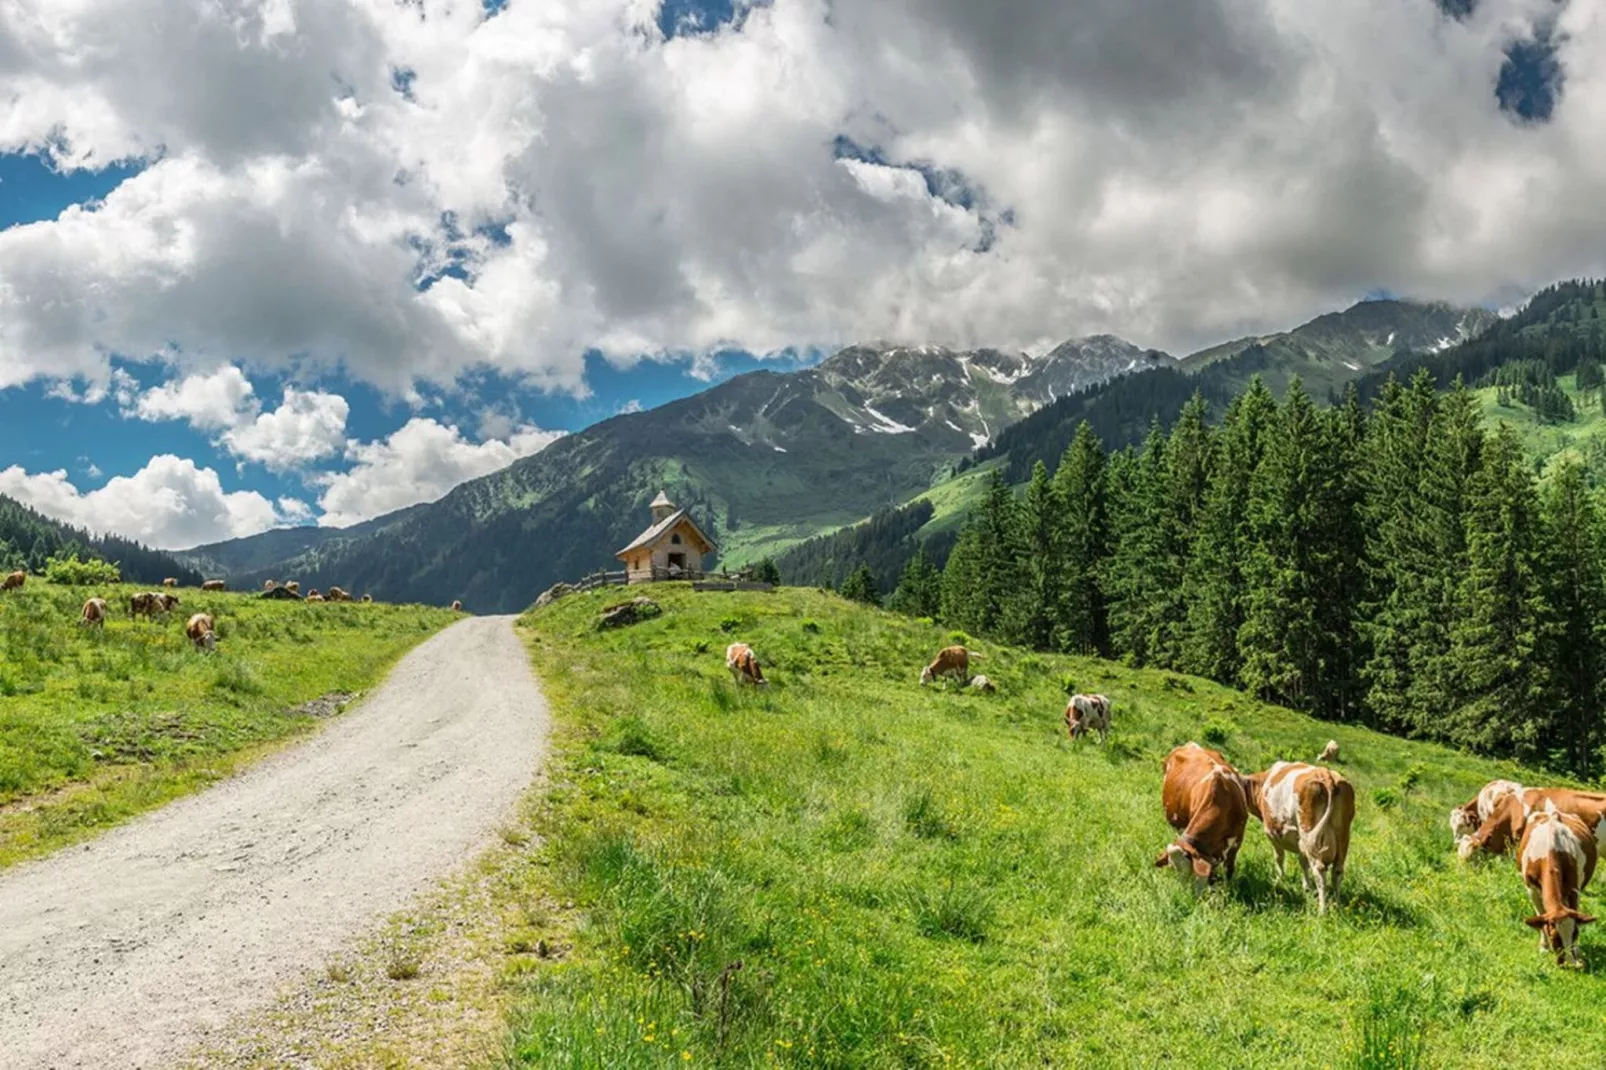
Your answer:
0,493 -> 202,586
0,583 -> 455,866
183,338 -> 1170,612
511,585 -> 1590,1066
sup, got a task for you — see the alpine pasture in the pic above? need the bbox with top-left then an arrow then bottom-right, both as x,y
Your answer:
511,585 -> 1605,1068
0,582 -> 456,866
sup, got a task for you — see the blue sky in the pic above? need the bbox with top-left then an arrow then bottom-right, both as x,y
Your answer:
0,0 -> 1589,550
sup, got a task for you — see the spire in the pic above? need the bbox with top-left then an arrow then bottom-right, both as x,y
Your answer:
649,490 -> 675,522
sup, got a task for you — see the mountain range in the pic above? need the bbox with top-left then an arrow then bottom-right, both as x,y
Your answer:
178,297 -> 1501,612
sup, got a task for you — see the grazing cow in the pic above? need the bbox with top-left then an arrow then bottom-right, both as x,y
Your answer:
920,645 -> 980,686
156,592 -> 180,615
201,579 -> 226,592
726,642 -> 768,686
451,600 -> 464,612
1458,787 -> 1606,860
1317,740 -> 1340,763
79,597 -> 109,628
1519,803 -> 1598,967
286,581 -> 301,595
1155,742 -> 1250,893
328,586 -> 351,602
361,594 -> 373,604
264,579 -> 278,591
186,613 -> 217,652
1245,762 -> 1356,914
968,674 -> 996,693
163,577 -> 178,588
306,592 -> 326,603
1064,693 -> 1112,743
2,570 -> 25,591
1451,778 -> 1525,840
129,591 -> 161,620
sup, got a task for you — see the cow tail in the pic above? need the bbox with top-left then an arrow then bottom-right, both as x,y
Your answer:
1300,778 -> 1337,864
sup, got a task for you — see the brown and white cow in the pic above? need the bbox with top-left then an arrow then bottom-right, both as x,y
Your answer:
361,594 -> 373,604
968,674 -> 996,693
920,645 -> 980,686
156,592 -> 180,614
1317,740 -> 1340,763
129,591 -> 161,620
1245,761 -> 1356,914
79,597 -> 109,628
2,570 -> 25,591
162,577 -> 178,588
1450,778 -> 1525,840
306,592 -> 326,603
201,579 -> 226,592
328,586 -> 351,602
1155,742 -> 1250,893
1519,802 -> 1598,967
1457,787 -> 1606,861
1064,693 -> 1111,743
285,581 -> 301,595
726,642 -> 768,686
451,599 -> 464,612
264,579 -> 278,590
186,613 -> 217,652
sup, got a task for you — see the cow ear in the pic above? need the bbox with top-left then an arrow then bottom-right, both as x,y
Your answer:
1191,857 -> 1211,880
1153,851 -> 1171,869
1571,910 -> 1598,925
1525,915 -> 1548,929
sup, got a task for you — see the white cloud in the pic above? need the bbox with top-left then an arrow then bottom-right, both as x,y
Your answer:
0,455 -> 297,550
220,388 -> 350,470
616,398 -> 644,414
315,418 -> 564,528
0,0 -> 1602,400
133,366 -> 257,430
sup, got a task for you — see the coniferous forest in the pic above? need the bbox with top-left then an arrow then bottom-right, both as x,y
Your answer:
904,369 -> 1606,780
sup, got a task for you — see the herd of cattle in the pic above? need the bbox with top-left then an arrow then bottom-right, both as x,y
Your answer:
724,638 -> 1603,968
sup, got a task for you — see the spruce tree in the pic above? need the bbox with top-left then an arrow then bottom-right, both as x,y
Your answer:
1150,393 -> 1212,668
840,563 -> 881,607
1540,461 -> 1606,776
940,524 -> 984,631
1444,426 -> 1552,759
1050,421 -> 1109,655
1010,461 -> 1063,649
888,544 -> 943,619
1104,424 -> 1168,664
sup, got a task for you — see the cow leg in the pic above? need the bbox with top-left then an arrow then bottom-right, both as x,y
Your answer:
1295,851 -> 1313,894
1224,840 -> 1241,881
1528,887 -> 1547,952
1330,863 -> 1343,910
1269,840 -> 1286,880
1309,860 -> 1328,915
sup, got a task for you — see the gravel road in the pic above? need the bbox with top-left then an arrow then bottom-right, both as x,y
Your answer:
0,614 -> 548,1069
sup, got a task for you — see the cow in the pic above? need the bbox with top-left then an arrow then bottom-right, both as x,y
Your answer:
156,592 -> 180,614
286,581 -> 301,595
129,591 -> 160,621
2,570 -> 25,591
968,674 -> 996,694
1457,788 -> 1606,861
306,592 -> 326,603
201,580 -> 226,592
451,600 -> 464,612
1450,779 -> 1525,840
1065,693 -> 1112,743
726,642 -> 768,686
328,586 -> 351,602
361,594 -> 373,604
1519,802 -> 1598,967
264,579 -> 278,590
79,597 -> 109,628
920,645 -> 980,686
1317,740 -> 1340,763
186,613 -> 217,652
162,577 -> 178,588
1245,762 -> 1356,914
1155,742 -> 1250,893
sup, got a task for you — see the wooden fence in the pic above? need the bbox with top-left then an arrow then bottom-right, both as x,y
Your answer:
569,567 -> 774,593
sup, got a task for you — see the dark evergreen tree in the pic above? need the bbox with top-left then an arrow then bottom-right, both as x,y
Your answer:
888,544 -> 942,619
751,558 -> 782,586
1009,461 -> 1062,648
1104,424 -> 1168,664
940,524 -> 985,632
840,563 -> 881,607
1150,393 -> 1212,668
1540,461 -> 1606,776
1050,421 -> 1109,654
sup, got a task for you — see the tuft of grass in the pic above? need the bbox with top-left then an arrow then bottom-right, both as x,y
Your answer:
1201,717 -> 1235,746
384,955 -> 422,982
511,586 -> 1597,1067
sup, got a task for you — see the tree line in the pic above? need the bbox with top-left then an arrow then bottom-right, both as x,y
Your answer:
0,494 -> 202,586
876,371 -> 1606,780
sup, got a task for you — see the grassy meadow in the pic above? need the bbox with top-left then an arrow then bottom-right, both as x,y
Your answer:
511,585 -> 1606,1068
0,581 -> 457,866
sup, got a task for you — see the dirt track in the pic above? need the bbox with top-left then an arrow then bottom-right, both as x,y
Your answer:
0,614 -> 548,1069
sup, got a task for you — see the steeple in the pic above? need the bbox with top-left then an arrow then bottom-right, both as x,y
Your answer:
649,490 -> 675,523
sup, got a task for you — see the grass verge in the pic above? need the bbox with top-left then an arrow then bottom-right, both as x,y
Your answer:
504,583 -> 1606,1068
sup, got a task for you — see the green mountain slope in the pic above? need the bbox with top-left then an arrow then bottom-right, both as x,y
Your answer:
514,585 -> 1586,1067
0,493 -> 202,585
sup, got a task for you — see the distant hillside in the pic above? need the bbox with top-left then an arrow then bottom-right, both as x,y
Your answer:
0,493 -> 202,585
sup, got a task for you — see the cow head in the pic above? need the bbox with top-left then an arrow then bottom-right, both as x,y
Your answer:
1526,908 -> 1596,967
1154,838 -> 1214,894
919,665 -> 934,686
1449,800 -> 1481,840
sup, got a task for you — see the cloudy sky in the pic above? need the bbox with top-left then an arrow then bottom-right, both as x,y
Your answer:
0,0 -> 1596,549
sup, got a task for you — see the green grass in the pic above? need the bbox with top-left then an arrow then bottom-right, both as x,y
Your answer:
0,582 -> 456,865
510,585 -> 1606,1068
1475,373 -> 1606,478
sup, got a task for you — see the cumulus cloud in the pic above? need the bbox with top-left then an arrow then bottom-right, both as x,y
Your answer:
0,0 -> 1602,398
220,387 -> 350,469
133,366 -> 257,430
0,455 -> 299,549
315,418 -> 564,528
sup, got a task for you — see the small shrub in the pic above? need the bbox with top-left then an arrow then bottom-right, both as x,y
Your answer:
1373,787 -> 1401,811
916,616 -> 935,628
947,631 -> 972,647
605,716 -> 665,761
1201,719 -> 1234,747
43,553 -> 120,585
907,880 -> 994,943
801,620 -> 821,634
718,616 -> 742,634
690,639 -> 711,655
1401,763 -> 1428,794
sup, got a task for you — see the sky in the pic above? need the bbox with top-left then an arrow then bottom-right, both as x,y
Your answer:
0,0 -> 1594,550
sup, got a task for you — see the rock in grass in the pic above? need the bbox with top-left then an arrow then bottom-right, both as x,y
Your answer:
535,583 -> 575,609
597,597 -> 661,630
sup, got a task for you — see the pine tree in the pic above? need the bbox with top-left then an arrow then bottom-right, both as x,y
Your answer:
939,471 -> 1023,637
751,558 -> 782,586
1150,393 -> 1212,668
1050,421 -> 1108,655
1540,461 -> 1606,776
1180,378 -> 1276,682
1009,461 -> 1062,648
1443,426 -> 1552,759
1104,424 -> 1168,664
840,563 -> 881,607
888,544 -> 942,619
940,524 -> 985,632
